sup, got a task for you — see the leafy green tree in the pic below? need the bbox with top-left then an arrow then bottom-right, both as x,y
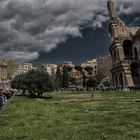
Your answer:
96,74 -> 105,84
56,67 -> 63,90
86,77 -> 98,89
70,77 -> 77,85
62,66 -> 70,89
66,66 -> 73,72
37,65 -> 46,72
11,73 -> 27,95
74,66 -> 83,72
11,69 -> 56,97
82,71 -> 86,88
84,66 -> 93,75
103,81 -> 111,87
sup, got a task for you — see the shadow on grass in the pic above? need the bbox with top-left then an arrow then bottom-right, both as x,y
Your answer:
16,94 -> 53,100
2,135 -> 28,140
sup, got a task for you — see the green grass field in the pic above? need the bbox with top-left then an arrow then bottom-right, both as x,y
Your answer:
0,92 -> 140,140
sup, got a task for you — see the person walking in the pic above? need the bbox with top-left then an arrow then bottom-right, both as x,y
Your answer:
0,93 -> 5,112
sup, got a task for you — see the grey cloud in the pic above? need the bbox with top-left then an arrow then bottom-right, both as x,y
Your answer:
117,0 -> 140,15
0,51 -> 39,63
0,0 -> 139,62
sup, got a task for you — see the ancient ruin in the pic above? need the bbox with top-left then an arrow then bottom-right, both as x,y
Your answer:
107,0 -> 140,90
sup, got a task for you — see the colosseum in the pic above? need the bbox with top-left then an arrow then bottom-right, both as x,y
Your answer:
107,0 -> 140,90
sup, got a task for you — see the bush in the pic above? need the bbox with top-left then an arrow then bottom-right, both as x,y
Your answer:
11,69 -> 56,97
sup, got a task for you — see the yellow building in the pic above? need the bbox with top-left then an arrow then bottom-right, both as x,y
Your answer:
70,69 -> 82,79
0,60 -> 7,80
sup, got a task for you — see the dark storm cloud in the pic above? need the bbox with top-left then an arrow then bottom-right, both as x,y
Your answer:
0,0 -> 139,62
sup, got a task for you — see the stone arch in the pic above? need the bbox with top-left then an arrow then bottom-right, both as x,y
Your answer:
116,48 -> 120,62
134,47 -> 138,60
114,49 -> 117,63
115,74 -> 119,88
119,72 -> 124,88
131,62 -> 140,77
123,40 -> 133,59
111,50 -> 114,63
131,62 -> 140,87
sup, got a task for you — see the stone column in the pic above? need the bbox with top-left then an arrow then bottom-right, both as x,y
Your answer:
116,43 -> 125,61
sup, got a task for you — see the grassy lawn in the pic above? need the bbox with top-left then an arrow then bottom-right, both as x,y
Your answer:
0,92 -> 140,140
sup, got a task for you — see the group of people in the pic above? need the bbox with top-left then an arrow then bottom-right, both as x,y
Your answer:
0,89 -> 16,112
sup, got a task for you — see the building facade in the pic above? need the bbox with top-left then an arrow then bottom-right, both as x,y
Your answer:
81,59 -> 97,76
42,64 -> 57,75
107,0 -> 140,90
0,60 -> 7,80
13,63 -> 33,78
70,69 -> 82,79
97,56 -> 112,82
58,61 -> 75,72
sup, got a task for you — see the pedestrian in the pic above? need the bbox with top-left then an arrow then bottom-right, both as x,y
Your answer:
0,93 -> 5,112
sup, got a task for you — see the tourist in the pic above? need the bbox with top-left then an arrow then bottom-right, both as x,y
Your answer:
0,93 -> 5,112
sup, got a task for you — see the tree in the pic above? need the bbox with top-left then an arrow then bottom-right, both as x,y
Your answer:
96,74 -> 105,84
62,66 -> 70,89
66,66 -> 73,72
103,81 -> 111,87
37,65 -> 46,72
82,71 -> 86,89
74,66 -> 83,72
86,77 -> 98,90
84,66 -> 93,75
11,73 -> 27,95
70,77 -> 77,85
56,67 -> 63,90
11,69 -> 56,97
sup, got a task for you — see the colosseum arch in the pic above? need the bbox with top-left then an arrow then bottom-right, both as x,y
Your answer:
123,40 -> 133,59
131,62 -> 140,87
119,73 -> 124,89
115,74 -> 119,88
134,47 -> 139,60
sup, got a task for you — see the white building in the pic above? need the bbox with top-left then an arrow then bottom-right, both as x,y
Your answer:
81,59 -> 97,76
81,59 -> 97,68
42,64 -> 57,75
13,63 -> 33,78
59,61 -> 75,68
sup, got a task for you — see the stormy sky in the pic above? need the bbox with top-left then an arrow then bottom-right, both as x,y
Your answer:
0,0 -> 139,65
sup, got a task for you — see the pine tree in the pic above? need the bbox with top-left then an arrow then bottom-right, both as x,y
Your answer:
62,66 -> 70,89
82,71 -> 86,89
56,67 -> 63,90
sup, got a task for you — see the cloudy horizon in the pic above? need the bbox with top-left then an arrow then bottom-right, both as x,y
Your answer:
0,0 -> 139,65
